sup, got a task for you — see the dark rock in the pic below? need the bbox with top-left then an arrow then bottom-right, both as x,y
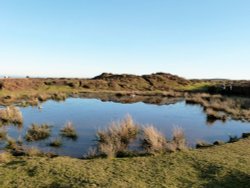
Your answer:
213,141 -> 225,145
242,133 -> 250,138
196,142 -> 213,149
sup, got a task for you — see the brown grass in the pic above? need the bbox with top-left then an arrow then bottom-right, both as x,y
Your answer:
25,124 -> 51,141
0,152 -> 12,163
24,147 -> 42,157
83,147 -> 98,159
141,126 -> 167,154
0,106 -> 23,124
172,127 -> 187,151
49,138 -> 62,147
96,114 -> 138,158
0,128 -> 7,140
185,93 -> 250,121
60,122 -> 77,139
5,137 -> 19,150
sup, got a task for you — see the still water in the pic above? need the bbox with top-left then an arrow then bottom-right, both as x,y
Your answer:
3,98 -> 250,157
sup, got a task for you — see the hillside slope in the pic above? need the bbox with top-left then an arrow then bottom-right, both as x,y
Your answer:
0,72 -> 189,92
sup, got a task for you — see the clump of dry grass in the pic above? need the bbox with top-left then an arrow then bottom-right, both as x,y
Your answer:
83,147 -> 98,159
0,152 -> 12,163
49,138 -> 62,147
0,106 -> 23,124
60,122 -> 77,139
140,125 -> 187,154
25,124 -> 51,141
24,147 -> 42,157
0,128 -> 7,140
5,136 -> 43,156
5,137 -> 26,156
97,114 -> 139,158
141,126 -> 167,155
5,137 -> 19,150
172,127 -> 187,151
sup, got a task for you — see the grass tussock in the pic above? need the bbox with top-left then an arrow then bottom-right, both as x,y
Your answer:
0,128 -> 7,140
49,138 -> 62,147
0,106 -> 23,124
24,147 -> 42,157
94,115 -> 186,158
25,124 -> 51,141
5,136 -> 45,157
97,114 -> 139,158
5,137 -> 26,156
172,127 -> 187,151
83,147 -> 98,159
0,152 -> 12,163
185,93 -> 250,122
141,126 -> 167,154
5,137 -> 19,150
141,126 -> 187,154
60,122 -> 77,139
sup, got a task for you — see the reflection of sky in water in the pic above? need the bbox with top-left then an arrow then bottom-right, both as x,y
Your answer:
3,98 -> 250,158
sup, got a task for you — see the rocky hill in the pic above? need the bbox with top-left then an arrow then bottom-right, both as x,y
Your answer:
0,72 -> 190,92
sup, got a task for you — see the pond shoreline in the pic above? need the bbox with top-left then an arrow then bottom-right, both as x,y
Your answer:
1,97 -> 250,158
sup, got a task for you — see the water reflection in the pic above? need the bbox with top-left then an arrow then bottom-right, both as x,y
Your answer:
1,97 -> 250,158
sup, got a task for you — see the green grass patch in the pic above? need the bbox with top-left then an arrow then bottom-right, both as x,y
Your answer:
180,82 -> 214,91
0,138 -> 249,187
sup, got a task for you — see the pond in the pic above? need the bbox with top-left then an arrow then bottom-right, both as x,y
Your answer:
2,97 -> 250,158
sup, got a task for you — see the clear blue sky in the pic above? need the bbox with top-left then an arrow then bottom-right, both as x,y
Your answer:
0,0 -> 249,79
